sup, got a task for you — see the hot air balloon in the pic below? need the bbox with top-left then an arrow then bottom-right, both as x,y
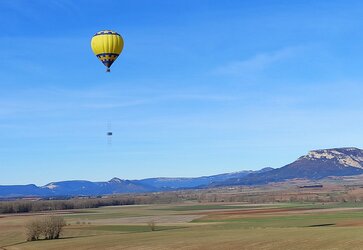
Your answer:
91,30 -> 124,72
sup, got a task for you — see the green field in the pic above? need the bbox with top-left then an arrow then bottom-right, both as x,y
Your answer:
2,202 -> 363,249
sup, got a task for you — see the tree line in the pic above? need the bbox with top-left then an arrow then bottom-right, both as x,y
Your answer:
0,192 -> 189,214
0,196 -> 138,214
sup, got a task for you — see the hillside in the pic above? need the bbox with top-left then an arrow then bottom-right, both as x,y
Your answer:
133,168 -> 273,189
215,147 -> 363,186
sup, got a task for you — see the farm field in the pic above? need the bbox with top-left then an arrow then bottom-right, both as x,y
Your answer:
2,202 -> 363,249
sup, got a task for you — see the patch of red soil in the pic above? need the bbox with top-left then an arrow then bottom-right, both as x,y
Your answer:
336,221 -> 363,227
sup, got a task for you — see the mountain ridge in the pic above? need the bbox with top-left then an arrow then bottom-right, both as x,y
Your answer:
0,168 -> 273,198
2,147 -> 363,198
214,147 -> 363,186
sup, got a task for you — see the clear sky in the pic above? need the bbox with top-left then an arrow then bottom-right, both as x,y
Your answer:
1,0 -> 363,185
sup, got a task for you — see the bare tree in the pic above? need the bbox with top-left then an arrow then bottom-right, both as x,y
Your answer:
25,216 -> 66,241
25,218 -> 43,241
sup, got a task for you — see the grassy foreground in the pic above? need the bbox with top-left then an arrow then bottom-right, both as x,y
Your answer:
1,202 -> 363,249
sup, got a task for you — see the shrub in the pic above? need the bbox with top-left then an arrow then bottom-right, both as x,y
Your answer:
25,216 -> 66,241
147,220 -> 156,231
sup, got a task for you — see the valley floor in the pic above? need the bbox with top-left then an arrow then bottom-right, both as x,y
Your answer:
2,202 -> 363,249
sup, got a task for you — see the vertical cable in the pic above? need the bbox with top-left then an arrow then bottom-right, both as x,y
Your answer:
107,121 -> 112,146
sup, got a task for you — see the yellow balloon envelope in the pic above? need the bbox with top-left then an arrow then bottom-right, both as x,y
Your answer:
91,30 -> 124,72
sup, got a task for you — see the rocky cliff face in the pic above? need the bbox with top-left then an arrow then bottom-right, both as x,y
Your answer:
300,148 -> 363,169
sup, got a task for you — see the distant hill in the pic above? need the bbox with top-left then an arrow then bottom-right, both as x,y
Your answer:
213,147 -> 363,186
0,184 -> 47,198
0,168 -> 272,198
41,178 -> 155,197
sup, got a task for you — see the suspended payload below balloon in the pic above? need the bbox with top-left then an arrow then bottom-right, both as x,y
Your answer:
91,30 -> 124,72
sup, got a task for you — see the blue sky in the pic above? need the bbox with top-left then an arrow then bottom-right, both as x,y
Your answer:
1,0 -> 363,185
